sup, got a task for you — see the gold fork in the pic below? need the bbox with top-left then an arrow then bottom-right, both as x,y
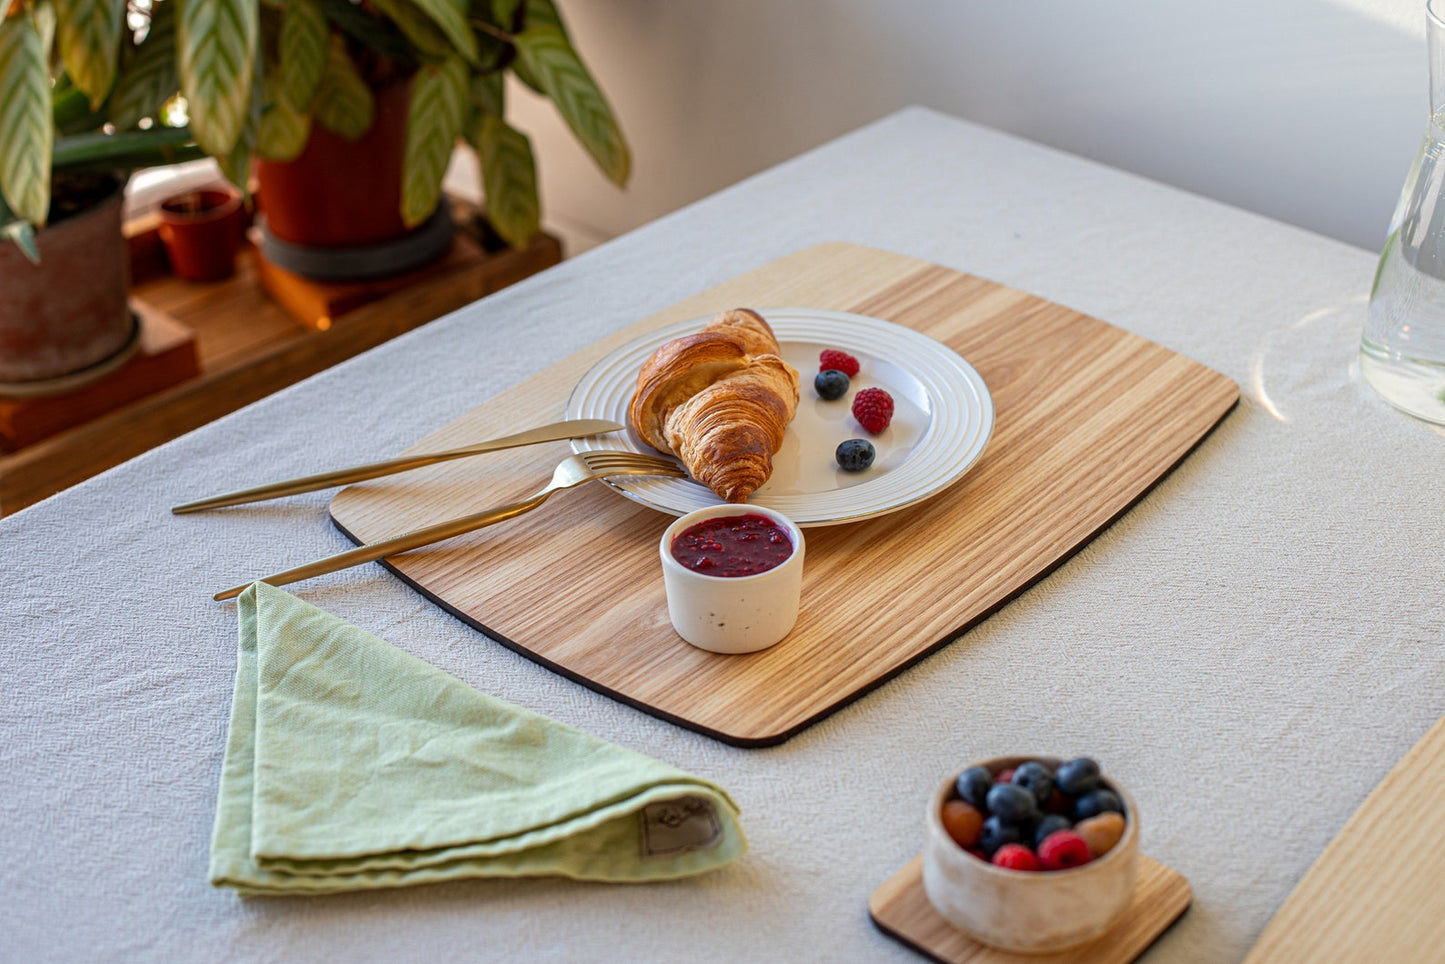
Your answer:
213,450 -> 684,600
172,418 -> 623,514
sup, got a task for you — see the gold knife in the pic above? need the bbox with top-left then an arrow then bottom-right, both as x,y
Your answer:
171,418 -> 624,514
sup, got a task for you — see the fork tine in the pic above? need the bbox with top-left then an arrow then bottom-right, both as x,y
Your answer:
594,461 -> 686,475
607,463 -> 687,476
579,450 -> 679,470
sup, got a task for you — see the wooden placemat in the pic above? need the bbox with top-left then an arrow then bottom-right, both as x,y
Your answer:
869,854 -> 1192,963
1243,712 -> 1445,962
329,242 -> 1239,746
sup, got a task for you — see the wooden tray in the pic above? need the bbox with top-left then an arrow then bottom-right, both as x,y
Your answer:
329,242 -> 1239,746
0,300 -> 197,449
869,854 -> 1192,963
1244,712 -> 1445,962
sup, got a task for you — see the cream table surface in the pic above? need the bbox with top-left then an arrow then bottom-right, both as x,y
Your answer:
2,107 -> 1441,963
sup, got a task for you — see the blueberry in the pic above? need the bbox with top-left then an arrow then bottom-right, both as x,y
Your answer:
985,783 -> 1039,823
1033,814 -> 1072,848
1074,788 -> 1124,822
954,766 -> 993,810
814,369 -> 850,400
979,815 -> 1024,857
1055,757 -> 1101,797
835,438 -> 875,472
1012,761 -> 1054,806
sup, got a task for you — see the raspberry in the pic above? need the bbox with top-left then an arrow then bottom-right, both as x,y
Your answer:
1037,830 -> 1092,870
996,767 -> 1016,784
1032,814 -> 1072,848
851,387 -> 894,434
991,844 -> 1040,871
819,349 -> 859,377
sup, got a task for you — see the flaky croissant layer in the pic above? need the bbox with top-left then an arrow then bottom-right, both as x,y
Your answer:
629,309 -> 799,502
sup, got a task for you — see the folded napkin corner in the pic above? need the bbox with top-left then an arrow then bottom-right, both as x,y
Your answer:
209,583 -> 746,896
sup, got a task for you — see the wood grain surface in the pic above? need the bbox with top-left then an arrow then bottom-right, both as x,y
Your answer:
329,242 -> 1239,745
1244,712 -> 1445,963
868,854 -> 1192,963
0,301 -> 197,449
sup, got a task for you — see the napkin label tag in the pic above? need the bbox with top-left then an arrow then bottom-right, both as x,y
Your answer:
639,796 -> 721,859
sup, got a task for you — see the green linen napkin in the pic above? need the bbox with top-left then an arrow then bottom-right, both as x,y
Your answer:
209,582 -> 746,896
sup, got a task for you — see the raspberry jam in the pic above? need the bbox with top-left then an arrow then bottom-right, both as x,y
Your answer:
670,514 -> 793,577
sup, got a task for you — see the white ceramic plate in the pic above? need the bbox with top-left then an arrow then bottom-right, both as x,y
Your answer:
566,307 -> 994,526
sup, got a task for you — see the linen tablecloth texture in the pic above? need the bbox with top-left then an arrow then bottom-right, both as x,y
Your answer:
209,583 -> 746,895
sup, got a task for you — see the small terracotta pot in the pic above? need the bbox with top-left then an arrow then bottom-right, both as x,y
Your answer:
158,186 -> 243,282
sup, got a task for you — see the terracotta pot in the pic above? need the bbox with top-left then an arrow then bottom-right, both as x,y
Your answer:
0,185 -> 132,386
255,80 -> 415,248
158,185 -> 243,281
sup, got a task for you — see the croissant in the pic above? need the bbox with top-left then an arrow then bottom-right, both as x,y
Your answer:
629,309 -> 799,502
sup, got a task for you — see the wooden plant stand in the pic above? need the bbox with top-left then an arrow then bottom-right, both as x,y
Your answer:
0,202 -> 561,517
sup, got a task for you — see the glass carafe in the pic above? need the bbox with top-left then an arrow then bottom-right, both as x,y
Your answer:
1362,0 -> 1445,424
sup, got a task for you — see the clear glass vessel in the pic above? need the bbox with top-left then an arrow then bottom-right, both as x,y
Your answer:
1362,0 -> 1445,424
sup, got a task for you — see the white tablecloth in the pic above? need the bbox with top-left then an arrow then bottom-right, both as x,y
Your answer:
3,107 -> 1441,963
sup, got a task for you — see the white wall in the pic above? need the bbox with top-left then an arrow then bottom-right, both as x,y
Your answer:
451,0 -> 1430,255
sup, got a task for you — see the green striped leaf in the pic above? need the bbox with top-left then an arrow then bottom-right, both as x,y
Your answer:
371,0 -> 451,61
400,54 -> 467,226
470,113 -> 537,246
217,53 -> 261,192
256,70 -> 310,160
316,0 -> 412,64
32,0 -> 54,53
469,69 -> 503,117
0,192 -> 41,263
177,0 -> 258,157
54,0 -> 124,108
279,0 -> 325,110
489,0 -> 522,30
408,0 -> 476,64
0,13 -> 53,226
108,2 -> 178,130
2,217 -> 41,261
521,0 -> 563,36
313,34 -> 372,139
508,51 -> 543,94
513,24 -> 628,186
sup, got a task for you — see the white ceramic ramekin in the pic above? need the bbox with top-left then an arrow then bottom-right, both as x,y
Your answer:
658,504 -> 805,654
921,755 -> 1140,953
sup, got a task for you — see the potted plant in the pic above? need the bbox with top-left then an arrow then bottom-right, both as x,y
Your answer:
241,0 -> 628,279
0,0 -> 626,388
0,1 -> 206,390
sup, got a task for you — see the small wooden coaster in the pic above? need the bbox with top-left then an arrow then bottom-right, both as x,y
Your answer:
869,855 -> 1191,963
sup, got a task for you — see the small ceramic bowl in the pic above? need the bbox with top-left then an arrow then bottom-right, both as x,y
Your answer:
659,504 -> 804,654
922,755 -> 1140,954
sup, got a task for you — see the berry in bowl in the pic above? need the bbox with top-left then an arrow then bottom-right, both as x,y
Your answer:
659,504 -> 805,654
923,755 -> 1139,953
